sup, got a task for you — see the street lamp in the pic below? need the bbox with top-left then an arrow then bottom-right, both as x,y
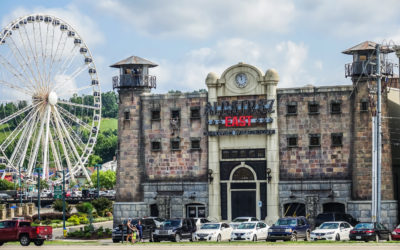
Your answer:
57,170 -> 66,237
94,164 -> 102,198
34,167 -> 42,222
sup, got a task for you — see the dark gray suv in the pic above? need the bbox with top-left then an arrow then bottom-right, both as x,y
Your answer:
153,218 -> 197,242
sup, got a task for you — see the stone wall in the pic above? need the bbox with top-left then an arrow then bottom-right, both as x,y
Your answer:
277,86 -> 353,180
113,202 -> 148,226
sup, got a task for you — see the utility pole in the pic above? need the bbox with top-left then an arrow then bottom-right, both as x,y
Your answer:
95,164 -> 101,198
35,167 -> 42,222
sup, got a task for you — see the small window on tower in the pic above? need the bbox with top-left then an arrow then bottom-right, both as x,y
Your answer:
124,110 -> 130,120
360,98 -> 369,112
286,102 -> 297,115
331,101 -> 342,114
151,140 -> 161,151
331,133 -> 343,147
309,134 -> 321,147
287,135 -> 298,148
171,138 -> 181,151
191,138 -> 201,150
308,101 -> 319,115
171,109 -> 180,119
151,109 -> 161,121
190,106 -> 201,119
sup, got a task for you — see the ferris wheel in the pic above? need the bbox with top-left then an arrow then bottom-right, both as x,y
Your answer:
0,14 -> 101,185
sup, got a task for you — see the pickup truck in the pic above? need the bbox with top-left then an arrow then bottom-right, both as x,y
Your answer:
0,219 -> 52,246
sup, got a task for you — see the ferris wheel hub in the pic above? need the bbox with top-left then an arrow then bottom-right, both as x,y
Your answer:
48,91 -> 58,105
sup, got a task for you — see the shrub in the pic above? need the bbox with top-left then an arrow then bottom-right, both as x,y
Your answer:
32,212 -> 72,221
91,197 -> 112,217
67,215 -> 80,225
79,215 -> 89,224
52,199 -> 72,213
76,202 -> 93,214
43,218 -> 52,225
84,232 -> 92,238
97,230 -> 103,238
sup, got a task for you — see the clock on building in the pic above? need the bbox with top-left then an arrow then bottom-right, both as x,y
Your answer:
235,73 -> 248,88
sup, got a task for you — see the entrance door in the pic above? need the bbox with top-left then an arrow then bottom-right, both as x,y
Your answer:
231,190 -> 256,219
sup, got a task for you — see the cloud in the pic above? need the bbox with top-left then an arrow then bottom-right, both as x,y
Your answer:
95,0 -> 295,39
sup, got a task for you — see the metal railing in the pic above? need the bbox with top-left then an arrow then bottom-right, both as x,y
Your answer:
113,74 -> 157,89
345,61 -> 394,78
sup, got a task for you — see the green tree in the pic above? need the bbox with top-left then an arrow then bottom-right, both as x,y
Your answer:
91,197 -> 113,217
90,170 -> 116,189
52,199 -> 72,213
76,202 -> 94,214
101,91 -> 118,118
88,154 -> 102,167
93,129 -> 117,163
39,181 -> 49,190
0,179 -> 15,190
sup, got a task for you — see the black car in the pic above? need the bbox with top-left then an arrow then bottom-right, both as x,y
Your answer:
350,222 -> 392,242
315,213 -> 359,227
112,218 -> 157,243
153,218 -> 197,242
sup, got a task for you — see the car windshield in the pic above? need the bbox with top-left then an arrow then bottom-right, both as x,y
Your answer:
397,224 -> 400,229
232,218 -> 248,222
201,224 -> 220,230
316,214 -> 333,220
163,220 -> 181,227
319,223 -> 339,229
237,223 -> 256,229
275,219 -> 297,226
355,223 -> 374,230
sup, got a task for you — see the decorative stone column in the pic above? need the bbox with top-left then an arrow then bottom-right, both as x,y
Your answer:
28,203 -> 34,215
6,208 -> 14,218
22,204 -> 29,215
264,69 -> 280,225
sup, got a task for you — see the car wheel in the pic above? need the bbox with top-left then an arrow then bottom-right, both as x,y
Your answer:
112,239 -> 120,243
335,234 -> 340,241
19,235 -> 30,246
0,242 -> 4,246
253,235 -> 257,242
153,238 -> 160,242
290,233 -> 297,242
305,231 -> 311,241
174,234 -> 181,242
149,232 -> 154,242
216,234 -> 221,242
189,233 -> 194,242
34,239 -> 44,246
376,234 -> 379,242
388,234 -> 392,241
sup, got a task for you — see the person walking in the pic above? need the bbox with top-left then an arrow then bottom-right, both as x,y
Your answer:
136,220 -> 144,242
126,219 -> 134,243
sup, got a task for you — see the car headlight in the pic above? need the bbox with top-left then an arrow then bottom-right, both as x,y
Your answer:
392,232 -> 397,235
326,231 -> 335,235
245,232 -> 252,235
168,230 -> 174,234
310,232 -> 316,235
154,230 -> 159,234
268,229 -> 273,232
209,232 -> 215,236
285,229 -> 292,233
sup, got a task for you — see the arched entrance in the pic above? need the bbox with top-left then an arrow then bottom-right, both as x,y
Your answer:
230,166 -> 257,219
283,203 -> 306,217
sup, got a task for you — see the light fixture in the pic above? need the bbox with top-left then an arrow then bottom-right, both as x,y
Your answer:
208,169 -> 213,183
266,168 -> 272,183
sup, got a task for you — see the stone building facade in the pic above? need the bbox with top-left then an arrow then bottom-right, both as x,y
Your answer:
113,42 -> 399,229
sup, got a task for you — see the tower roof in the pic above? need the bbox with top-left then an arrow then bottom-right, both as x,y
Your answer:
342,41 -> 394,55
110,56 -> 158,68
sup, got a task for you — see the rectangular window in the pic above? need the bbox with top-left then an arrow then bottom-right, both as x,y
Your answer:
257,149 -> 265,158
239,150 -> 247,158
221,149 -> 266,159
124,111 -> 130,120
191,138 -> 201,150
331,133 -> 343,146
248,149 -> 256,158
287,135 -> 298,147
222,150 -> 230,159
230,150 -> 238,158
331,101 -> 341,114
151,140 -> 161,151
287,102 -> 297,115
190,106 -> 201,119
309,134 -> 321,147
360,99 -> 369,112
308,101 -> 319,114
171,109 -> 180,119
151,109 -> 161,120
171,138 -> 180,151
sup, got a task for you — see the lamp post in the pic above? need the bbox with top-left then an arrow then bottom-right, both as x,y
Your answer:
18,164 -> 22,206
34,167 -> 42,222
94,164 -> 101,198
57,170 -> 66,237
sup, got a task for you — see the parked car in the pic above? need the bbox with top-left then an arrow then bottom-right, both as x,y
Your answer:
193,218 -> 211,230
71,190 -> 82,198
311,221 -> 352,241
391,224 -> 400,240
350,222 -> 392,242
0,193 -> 11,200
194,222 -> 232,242
0,219 -> 52,246
145,217 -> 165,227
229,217 -> 258,229
315,213 -> 359,227
267,217 -> 311,241
112,217 -> 157,243
231,221 -> 269,241
153,218 -> 196,242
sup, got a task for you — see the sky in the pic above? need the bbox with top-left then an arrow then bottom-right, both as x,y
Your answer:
1,0 -> 400,94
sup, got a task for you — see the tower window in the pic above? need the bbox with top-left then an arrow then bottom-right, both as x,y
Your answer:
171,138 -> 181,151
190,106 -> 201,119
124,110 -> 130,120
191,138 -> 201,150
287,102 -> 297,115
308,101 -> 319,114
287,135 -> 298,147
171,109 -> 180,119
331,133 -> 343,146
309,134 -> 321,147
331,101 -> 342,114
151,140 -> 161,151
360,98 -> 369,112
151,109 -> 161,120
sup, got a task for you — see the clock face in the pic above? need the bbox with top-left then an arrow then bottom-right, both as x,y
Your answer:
235,73 -> 248,88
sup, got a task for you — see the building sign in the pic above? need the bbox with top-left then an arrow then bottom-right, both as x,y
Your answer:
204,129 -> 275,136
208,117 -> 273,126
204,99 -> 274,115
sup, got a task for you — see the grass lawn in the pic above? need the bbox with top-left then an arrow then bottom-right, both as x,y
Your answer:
100,118 -> 117,131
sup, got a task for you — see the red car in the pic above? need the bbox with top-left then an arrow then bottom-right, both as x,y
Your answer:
0,219 -> 52,246
392,224 -> 400,240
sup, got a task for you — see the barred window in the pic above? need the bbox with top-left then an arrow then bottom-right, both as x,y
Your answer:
309,134 -> 321,147
308,101 -> 319,114
151,140 -> 161,151
287,102 -> 297,115
360,99 -> 369,112
191,138 -> 201,150
287,135 -> 298,147
151,109 -> 160,120
190,106 -> 201,119
331,101 -> 341,114
331,133 -> 343,146
171,138 -> 181,151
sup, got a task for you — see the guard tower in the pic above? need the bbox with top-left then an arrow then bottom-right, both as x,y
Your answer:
111,56 -> 157,206
342,41 -> 395,202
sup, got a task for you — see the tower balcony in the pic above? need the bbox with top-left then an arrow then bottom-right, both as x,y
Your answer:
345,61 -> 394,78
113,74 -> 157,89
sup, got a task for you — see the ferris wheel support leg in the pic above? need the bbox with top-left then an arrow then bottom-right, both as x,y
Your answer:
27,106 -> 48,178
54,107 -> 93,185
52,110 -> 76,183
42,107 -> 51,180
49,131 -> 62,173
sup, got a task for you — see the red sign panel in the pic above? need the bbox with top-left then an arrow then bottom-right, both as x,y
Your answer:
225,116 -> 252,127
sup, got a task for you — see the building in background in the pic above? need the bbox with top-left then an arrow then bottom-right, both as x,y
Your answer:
112,42 -> 399,229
